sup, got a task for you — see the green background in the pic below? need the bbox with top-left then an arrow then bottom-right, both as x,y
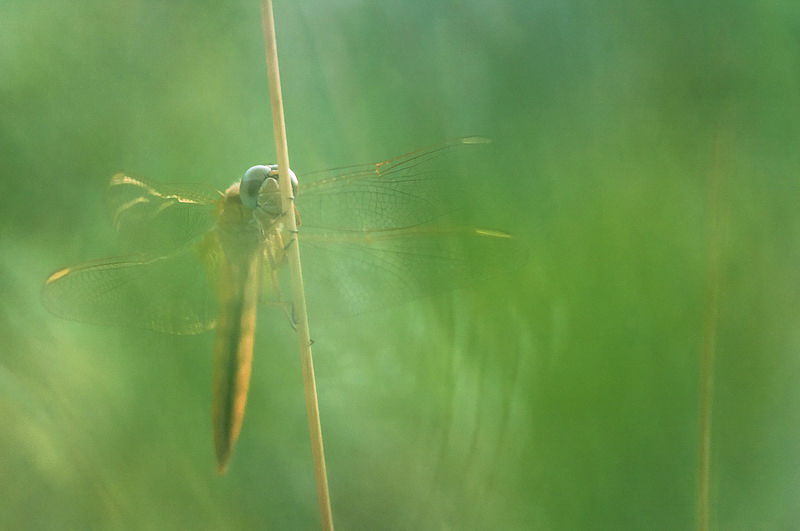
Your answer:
2,1 -> 799,529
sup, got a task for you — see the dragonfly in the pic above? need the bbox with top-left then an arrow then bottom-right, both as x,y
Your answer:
41,136 -> 524,472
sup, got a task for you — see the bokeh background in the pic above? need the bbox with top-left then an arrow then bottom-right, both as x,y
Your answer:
2,1 -> 799,529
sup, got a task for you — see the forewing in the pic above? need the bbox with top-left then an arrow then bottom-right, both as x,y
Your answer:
41,237 -> 223,335
107,173 -> 220,254
297,137 -> 490,232
300,225 -> 526,316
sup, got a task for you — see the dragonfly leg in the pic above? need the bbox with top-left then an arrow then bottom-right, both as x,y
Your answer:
272,223 -> 297,252
260,233 -> 287,306
282,302 -> 298,332
279,302 -> 314,346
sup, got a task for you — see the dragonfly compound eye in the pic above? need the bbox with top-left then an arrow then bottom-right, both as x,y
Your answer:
267,166 -> 298,199
240,165 -> 299,214
287,168 -> 299,198
240,165 -> 271,210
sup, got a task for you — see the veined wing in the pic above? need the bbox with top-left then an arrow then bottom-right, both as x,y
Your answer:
300,224 -> 526,316
41,237 -> 223,335
297,137 -> 490,232
107,173 -> 220,254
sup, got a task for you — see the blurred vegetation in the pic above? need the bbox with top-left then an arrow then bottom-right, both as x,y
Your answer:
2,1 -> 799,529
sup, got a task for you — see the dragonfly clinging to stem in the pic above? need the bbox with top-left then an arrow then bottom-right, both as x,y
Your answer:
41,136 -> 525,472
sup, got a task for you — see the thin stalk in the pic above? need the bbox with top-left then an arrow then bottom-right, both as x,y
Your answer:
260,2 -> 334,529
697,132 -> 726,531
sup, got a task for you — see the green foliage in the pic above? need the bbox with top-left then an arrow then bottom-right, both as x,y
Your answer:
2,1 -> 799,529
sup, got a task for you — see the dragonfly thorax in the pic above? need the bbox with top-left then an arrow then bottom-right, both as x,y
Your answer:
213,183 -> 270,257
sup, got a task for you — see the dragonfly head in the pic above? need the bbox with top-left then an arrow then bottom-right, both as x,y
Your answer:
240,165 -> 299,216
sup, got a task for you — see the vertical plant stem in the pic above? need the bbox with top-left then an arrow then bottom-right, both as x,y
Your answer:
260,2 -> 334,529
697,132 -> 726,531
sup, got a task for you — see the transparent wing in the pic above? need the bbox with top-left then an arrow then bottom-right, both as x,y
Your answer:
41,237 -> 223,335
300,225 -> 527,316
297,137 -> 490,232
107,173 -> 220,254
